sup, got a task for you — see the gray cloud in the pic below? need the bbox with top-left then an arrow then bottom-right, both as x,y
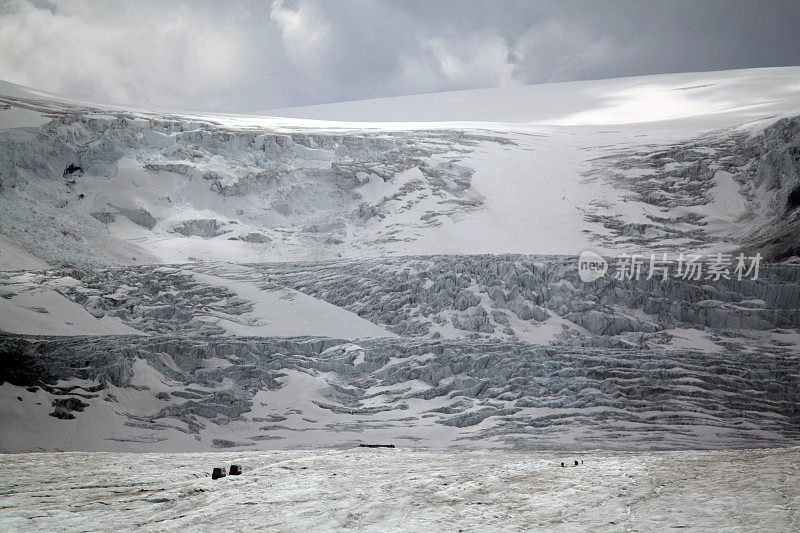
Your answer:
0,0 -> 798,112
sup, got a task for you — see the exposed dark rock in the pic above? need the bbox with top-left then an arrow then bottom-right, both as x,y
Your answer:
62,163 -> 83,178
50,397 -> 89,419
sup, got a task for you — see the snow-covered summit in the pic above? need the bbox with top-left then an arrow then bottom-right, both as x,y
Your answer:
263,66 -> 800,127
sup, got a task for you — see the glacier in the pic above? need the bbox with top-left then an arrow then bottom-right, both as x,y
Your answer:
0,67 -> 799,454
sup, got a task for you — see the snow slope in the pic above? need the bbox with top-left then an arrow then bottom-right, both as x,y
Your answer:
0,235 -> 48,270
190,270 -> 395,338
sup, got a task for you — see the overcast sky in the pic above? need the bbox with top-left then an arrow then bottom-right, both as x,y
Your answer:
1,0 -> 799,112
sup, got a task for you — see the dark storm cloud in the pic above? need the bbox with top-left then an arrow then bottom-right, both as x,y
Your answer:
1,0 -> 798,111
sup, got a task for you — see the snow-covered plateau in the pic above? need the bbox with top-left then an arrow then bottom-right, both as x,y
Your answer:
1,448 -> 798,531
0,67 -> 799,461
